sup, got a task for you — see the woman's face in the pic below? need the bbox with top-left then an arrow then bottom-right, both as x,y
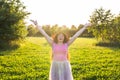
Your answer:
57,33 -> 65,43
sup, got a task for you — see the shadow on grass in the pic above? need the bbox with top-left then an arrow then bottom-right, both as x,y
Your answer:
82,76 -> 97,80
96,42 -> 120,48
82,75 -> 110,80
0,44 -> 19,56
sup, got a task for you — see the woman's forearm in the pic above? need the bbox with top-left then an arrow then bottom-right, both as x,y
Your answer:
36,25 -> 53,45
68,26 -> 87,46
37,25 -> 50,38
72,26 -> 86,39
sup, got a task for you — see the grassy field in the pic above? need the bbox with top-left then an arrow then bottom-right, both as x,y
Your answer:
0,37 -> 120,80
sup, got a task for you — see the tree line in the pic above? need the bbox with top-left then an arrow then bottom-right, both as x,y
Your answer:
0,0 -> 120,49
27,24 -> 93,38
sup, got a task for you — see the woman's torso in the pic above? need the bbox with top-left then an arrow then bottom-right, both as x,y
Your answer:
52,43 -> 68,61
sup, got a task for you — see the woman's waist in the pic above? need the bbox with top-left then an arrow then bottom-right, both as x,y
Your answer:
53,54 -> 67,58
52,55 -> 67,61
52,60 -> 69,63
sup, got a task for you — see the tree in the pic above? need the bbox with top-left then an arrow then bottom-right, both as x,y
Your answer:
89,8 -> 114,41
50,24 -> 59,35
60,25 -> 69,35
27,24 -> 38,36
108,14 -> 120,43
42,25 -> 51,36
69,25 -> 77,37
0,0 -> 29,48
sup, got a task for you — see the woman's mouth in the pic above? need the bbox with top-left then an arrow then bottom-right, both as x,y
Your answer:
59,38 -> 62,40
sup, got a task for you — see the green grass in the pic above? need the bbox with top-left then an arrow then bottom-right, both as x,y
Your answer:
0,37 -> 120,80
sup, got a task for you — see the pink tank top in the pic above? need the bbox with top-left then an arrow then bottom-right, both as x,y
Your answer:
52,43 -> 68,61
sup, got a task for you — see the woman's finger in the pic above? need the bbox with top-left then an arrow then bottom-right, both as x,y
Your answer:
30,19 -> 34,22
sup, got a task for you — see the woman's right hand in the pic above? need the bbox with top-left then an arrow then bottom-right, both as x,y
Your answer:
30,20 -> 38,25
30,20 -> 42,29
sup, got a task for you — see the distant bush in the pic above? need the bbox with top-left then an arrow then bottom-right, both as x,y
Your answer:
96,41 -> 120,47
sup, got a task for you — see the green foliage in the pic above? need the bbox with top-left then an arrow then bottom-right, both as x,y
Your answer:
42,25 -> 51,36
89,8 -> 113,40
0,37 -> 120,80
27,24 -> 39,37
0,0 -> 29,48
89,7 -> 120,44
108,14 -> 120,43
69,25 -> 77,36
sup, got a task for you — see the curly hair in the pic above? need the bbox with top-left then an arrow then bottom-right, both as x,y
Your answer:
52,32 -> 69,43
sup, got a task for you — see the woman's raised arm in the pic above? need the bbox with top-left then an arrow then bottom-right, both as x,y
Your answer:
30,20 -> 53,46
67,23 -> 91,46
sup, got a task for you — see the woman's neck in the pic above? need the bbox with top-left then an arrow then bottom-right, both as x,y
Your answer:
57,42 -> 63,45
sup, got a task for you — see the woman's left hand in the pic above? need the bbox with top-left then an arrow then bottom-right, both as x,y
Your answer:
30,19 -> 38,25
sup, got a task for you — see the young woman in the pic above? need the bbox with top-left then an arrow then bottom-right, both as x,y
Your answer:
31,20 -> 90,80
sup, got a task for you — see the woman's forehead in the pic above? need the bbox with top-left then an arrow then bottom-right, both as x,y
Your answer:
58,33 -> 64,36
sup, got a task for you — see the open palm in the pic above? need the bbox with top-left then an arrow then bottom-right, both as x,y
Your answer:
30,20 -> 38,25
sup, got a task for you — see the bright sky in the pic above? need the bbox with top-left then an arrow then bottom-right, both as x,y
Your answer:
22,0 -> 120,27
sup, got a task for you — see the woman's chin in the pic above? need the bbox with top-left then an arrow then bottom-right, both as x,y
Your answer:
58,40 -> 63,43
